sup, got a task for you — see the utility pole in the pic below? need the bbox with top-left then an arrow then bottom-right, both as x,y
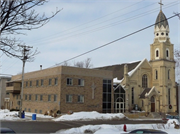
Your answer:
18,45 -> 33,117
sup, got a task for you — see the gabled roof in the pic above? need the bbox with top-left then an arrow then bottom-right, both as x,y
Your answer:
139,88 -> 151,99
95,61 -> 141,80
140,86 -> 160,99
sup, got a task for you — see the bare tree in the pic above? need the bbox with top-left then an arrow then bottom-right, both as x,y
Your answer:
84,58 -> 93,68
0,0 -> 61,58
73,58 -> 93,68
62,61 -> 71,66
74,61 -> 84,68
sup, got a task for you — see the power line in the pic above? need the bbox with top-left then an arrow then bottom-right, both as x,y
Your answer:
49,13 -> 180,68
27,1 -> 179,46
27,0 -> 146,44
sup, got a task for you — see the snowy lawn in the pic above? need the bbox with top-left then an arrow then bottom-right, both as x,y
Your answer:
55,119 -> 180,134
0,109 -> 53,121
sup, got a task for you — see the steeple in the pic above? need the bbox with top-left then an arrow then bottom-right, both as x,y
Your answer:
154,0 -> 169,42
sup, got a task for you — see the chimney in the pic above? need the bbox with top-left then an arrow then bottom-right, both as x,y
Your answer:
40,65 -> 42,70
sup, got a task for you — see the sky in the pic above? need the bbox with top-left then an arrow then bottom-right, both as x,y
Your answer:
1,0 -> 180,77
0,109 -> 179,134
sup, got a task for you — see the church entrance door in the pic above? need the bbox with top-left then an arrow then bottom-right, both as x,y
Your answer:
115,102 -> 124,113
151,96 -> 155,112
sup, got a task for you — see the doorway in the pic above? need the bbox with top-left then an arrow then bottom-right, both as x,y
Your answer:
151,96 -> 155,112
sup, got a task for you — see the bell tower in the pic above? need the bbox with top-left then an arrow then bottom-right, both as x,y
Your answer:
149,0 -> 176,113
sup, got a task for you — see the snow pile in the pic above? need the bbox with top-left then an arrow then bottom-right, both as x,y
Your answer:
0,109 -> 20,121
55,119 -> 180,134
54,111 -> 125,121
0,109 -> 53,121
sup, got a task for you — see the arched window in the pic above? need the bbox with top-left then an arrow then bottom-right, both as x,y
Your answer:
166,50 -> 169,57
142,74 -> 148,88
151,96 -> 155,103
168,69 -> 170,79
155,48 -> 160,59
156,50 -> 159,57
155,70 -> 158,79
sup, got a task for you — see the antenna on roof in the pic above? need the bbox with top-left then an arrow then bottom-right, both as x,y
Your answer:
158,0 -> 163,11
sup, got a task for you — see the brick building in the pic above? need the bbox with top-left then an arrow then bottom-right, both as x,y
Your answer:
6,66 -> 113,114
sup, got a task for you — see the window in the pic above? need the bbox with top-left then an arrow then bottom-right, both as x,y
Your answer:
155,70 -> 158,79
40,95 -> 43,101
132,88 -> 134,105
103,79 -> 112,113
39,110 -> 42,114
54,95 -> 57,101
155,48 -> 160,59
25,95 -> 27,100
67,78 -> 73,85
49,79 -> 52,85
26,81 -> 28,87
29,95 -> 31,100
78,79 -> 84,86
28,108 -> 31,112
48,95 -> 51,101
78,95 -> 84,103
35,94 -> 38,101
166,50 -> 169,57
168,69 -> 170,80
156,50 -> 159,57
142,74 -> 148,88
55,78 -> 58,85
30,81 -> 32,87
41,79 -> 44,86
168,88 -> 171,105
35,109 -> 37,113
36,80 -> 39,87
66,95 -> 72,102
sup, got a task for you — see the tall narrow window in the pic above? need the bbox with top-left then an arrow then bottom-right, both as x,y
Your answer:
155,70 -> 158,79
49,79 -> 52,85
132,88 -> 134,105
55,78 -> 58,85
36,80 -> 39,87
156,50 -> 159,57
166,50 -> 169,57
142,74 -> 148,88
30,81 -> 32,87
41,79 -> 43,86
168,88 -> 170,105
168,70 -> 170,80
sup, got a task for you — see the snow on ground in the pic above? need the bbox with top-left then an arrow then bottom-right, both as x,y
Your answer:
53,111 -> 125,121
55,119 -> 180,134
0,109 -> 53,121
1,109 -> 179,134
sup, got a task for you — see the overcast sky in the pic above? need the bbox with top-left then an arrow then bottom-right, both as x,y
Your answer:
1,0 -> 180,77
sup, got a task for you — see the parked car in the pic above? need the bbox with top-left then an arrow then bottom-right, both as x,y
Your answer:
129,129 -> 167,133
162,115 -> 180,121
0,127 -> 16,133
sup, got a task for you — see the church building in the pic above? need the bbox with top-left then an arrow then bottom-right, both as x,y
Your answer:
98,8 -> 177,114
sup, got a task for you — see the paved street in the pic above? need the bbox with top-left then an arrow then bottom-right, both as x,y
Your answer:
1,120 -> 165,133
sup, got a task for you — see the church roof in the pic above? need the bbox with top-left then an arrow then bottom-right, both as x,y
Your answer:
155,10 -> 169,28
139,88 -> 151,99
95,61 -> 141,80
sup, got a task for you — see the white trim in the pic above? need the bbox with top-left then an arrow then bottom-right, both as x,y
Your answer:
145,86 -> 159,97
155,48 -> 160,60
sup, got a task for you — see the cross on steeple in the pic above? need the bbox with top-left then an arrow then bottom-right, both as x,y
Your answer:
158,0 -> 163,11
